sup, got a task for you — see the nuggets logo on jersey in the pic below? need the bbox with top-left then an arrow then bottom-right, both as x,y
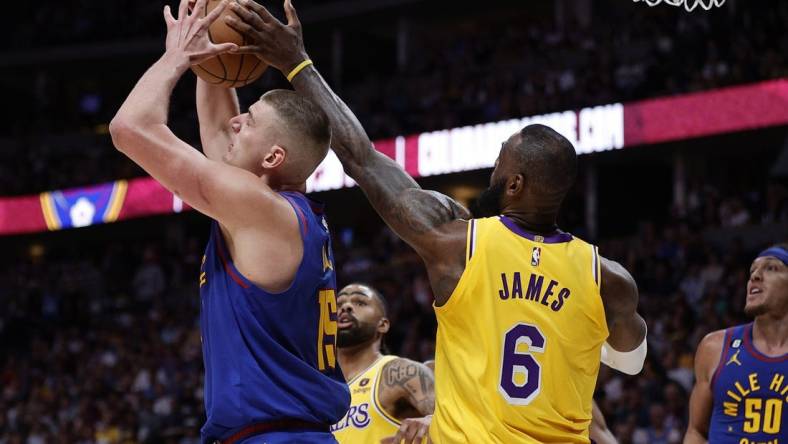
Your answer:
710,324 -> 787,444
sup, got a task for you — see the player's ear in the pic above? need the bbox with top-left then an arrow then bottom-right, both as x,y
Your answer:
507,173 -> 524,196
262,145 -> 286,170
378,317 -> 390,335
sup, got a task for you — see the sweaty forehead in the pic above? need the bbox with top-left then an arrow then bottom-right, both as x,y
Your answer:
338,285 -> 375,298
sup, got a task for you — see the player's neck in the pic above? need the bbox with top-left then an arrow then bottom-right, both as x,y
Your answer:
260,174 -> 307,194
501,211 -> 559,234
337,342 -> 383,382
752,314 -> 788,356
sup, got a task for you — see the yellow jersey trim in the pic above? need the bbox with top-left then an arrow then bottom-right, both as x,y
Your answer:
371,356 -> 402,427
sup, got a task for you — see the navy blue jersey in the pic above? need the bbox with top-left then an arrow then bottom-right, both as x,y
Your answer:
198,191 -> 350,442
709,323 -> 787,444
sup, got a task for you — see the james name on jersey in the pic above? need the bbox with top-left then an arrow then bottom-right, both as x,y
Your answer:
497,271 -> 571,312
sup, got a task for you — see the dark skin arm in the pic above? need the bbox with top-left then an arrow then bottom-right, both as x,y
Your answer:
377,358 -> 435,444
225,0 -> 470,306
684,330 -> 724,444
600,257 -> 648,353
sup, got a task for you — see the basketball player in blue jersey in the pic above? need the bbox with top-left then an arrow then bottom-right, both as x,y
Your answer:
685,243 -> 788,444
109,0 -> 350,442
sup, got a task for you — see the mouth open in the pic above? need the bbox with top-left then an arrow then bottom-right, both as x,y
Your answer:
337,315 -> 355,330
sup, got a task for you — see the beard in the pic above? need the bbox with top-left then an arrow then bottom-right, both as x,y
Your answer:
744,302 -> 769,318
337,318 -> 378,348
472,179 -> 506,218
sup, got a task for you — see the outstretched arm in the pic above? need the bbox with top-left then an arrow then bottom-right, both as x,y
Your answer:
226,0 -> 470,260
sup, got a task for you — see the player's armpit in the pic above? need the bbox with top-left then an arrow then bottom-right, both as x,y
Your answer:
110,122 -> 288,228
379,358 -> 435,418
599,257 -> 647,355
683,330 -> 725,444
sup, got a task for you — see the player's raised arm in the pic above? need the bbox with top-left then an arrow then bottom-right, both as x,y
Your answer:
598,257 -> 648,375
110,0 -> 286,228
196,79 -> 241,161
225,0 -> 470,262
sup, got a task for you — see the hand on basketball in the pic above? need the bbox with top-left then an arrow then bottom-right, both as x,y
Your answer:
380,416 -> 433,444
225,0 -> 308,73
163,0 -> 238,65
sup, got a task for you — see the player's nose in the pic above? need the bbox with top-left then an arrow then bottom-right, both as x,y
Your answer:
338,300 -> 353,314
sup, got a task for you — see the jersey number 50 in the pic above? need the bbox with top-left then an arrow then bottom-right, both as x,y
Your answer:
317,289 -> 338,372
499,323 -> 546,405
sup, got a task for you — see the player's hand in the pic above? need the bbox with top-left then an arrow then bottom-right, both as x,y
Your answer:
226,0 -> 308,73
380,415 -> 433,444
163,0 -> 238,65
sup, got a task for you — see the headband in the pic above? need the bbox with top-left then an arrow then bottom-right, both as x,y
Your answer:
756,246 -> 788,265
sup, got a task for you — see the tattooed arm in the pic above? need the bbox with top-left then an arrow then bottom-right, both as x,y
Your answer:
379,358 -> 435,419
227,0 -> 470,304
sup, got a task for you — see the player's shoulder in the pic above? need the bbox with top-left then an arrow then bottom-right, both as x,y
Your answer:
379,357 -> 434,388
694,329 -> 727,378
698,329 -> 727,351
381,356 -> 428,373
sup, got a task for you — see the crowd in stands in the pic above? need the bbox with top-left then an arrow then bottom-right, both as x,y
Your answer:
0,181 -> 785,443
2,0 -> 786,196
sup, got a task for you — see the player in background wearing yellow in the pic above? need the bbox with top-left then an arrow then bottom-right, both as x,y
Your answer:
226,1 -> 647,442
332,283 -> 434,444
684,244 -> 788,444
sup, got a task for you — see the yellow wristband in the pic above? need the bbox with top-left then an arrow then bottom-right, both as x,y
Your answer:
287,59 -> 313,82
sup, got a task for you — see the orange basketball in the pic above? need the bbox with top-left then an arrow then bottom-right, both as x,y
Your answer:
191,0 -> 268,88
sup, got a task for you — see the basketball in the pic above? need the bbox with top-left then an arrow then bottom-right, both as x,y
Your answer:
191,0 -> 268,88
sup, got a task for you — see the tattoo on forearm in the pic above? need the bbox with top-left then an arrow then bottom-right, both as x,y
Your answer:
383,360 -> 436,415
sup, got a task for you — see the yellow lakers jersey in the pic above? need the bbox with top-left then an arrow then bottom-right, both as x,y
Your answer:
431,216 -> 609,444
332,355 -> 400,443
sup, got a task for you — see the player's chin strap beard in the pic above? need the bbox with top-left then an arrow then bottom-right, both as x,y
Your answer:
337,320 -> 377,348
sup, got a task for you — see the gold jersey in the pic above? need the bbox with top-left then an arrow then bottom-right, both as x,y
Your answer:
333,355 -> 400,443
430,216 -> 609,443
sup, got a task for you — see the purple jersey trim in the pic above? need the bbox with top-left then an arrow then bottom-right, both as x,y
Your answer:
213,223 -> 251,290
499,215 -> 573,244
710,328 -> 733,390
280,193 -> 309,237
743,322 -> 788,362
